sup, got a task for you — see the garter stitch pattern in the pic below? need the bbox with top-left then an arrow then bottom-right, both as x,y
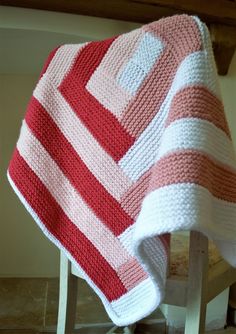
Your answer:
8,14 -> 236,325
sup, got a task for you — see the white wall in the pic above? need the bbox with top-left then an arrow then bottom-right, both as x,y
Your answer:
219,51 -> 236,148
0,74 -> 60,277
0,7 -> 235,277
0,6 -> 140,277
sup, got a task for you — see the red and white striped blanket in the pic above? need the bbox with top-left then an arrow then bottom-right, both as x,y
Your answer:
8,14 -> 236,325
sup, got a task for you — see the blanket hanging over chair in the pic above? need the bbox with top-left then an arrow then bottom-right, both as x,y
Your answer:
7,14 -> 236,326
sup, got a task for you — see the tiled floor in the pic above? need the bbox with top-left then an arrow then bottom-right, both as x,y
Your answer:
0,277 -> 166,333
0,277 -> 110,330
212,330 -> 236,334
1,277 -> 235,333
0,278 -> 47,329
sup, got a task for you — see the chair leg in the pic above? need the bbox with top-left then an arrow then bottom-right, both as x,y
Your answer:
123,324 -> 136,333
57,250 -> 78,334
106,324 -> 136,334
184,231 -> 208,334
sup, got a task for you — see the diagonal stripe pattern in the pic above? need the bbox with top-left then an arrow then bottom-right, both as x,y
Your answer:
7,14 -> 236,326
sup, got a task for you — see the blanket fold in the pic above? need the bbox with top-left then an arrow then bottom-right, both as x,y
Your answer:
7,14 -> 236,325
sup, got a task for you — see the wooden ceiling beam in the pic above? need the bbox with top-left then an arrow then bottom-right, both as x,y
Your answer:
2,0 -> 236,26
210,24 -> 236,75
1,0 -> 236,75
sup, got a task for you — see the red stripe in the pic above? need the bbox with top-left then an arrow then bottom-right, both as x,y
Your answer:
59,39 -> 135,162
8,149 -> 127,301
62,37 -> 116,86
160,234 -> 170,254
25,97 -> 134,235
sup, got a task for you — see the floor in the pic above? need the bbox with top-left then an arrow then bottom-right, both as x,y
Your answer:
0,277 -> 61,330
212,330 -> 236,334
0,329 -> 235,334
0,277 -> 235,333
0,277 -> 166,333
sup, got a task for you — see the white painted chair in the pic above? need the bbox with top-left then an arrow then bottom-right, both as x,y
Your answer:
56,231 -> 236,334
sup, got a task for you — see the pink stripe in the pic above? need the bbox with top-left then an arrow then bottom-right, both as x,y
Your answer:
8,149 -> 127,302
147,149 -> 236,203
165,85 -> 231,136
117,258 -> 148,291
90,28 -> 145,79
59,81 -> 136,162
86,68 -> 132,119
144,15 -> 202,56
17,120 -> 149,290
33,77 -> 133,201
86,29 -> 145,119
23,97 -> 134,236
39,46 -> 61,79
121,15 -> 202,137
44,44 -> 87,87
17,120 -> 137,271
120,169 -> 171,258
121,170 -> 152,219
62,37 -> 117,86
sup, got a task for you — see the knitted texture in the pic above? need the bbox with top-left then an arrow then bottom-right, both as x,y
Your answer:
7,14 -> 236,325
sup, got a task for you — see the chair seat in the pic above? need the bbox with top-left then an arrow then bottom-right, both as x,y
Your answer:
61,230 -> 236,334
170,232 -> 222,277
71,232 -> 223,279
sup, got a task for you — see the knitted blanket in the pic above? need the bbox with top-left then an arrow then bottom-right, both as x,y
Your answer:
8,14 -> 236,326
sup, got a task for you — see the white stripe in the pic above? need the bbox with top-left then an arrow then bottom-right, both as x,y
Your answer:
112,231 -> 167,318
128,33 -> 163,73
33,75 -> 133,200
111,278 -> 161,319
135,183 -> 236,241
193,16 -> 222,99
43,44 -> 87,87
214,239 -> 236,267
137,236 -> 167,279
117,32 -> 164,95
16,121 -> 132,270
118,50 -> 221,182
118,226 -> 136,256
114,220 -> 168,319
155,118 -> 236,169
